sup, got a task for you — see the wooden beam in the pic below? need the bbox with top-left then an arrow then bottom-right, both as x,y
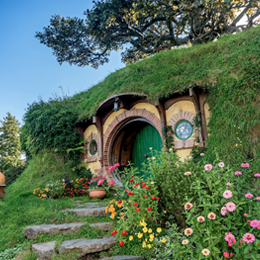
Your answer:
155,100 -> 166,143
93,116 -> 103,167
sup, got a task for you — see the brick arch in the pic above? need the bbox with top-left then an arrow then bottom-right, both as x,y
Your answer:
168,109 -> 198,149
102,108 -> 162,180
84,133 -> 99,162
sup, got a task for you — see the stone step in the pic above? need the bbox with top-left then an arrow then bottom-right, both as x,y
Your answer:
101,256 -> 143,260
24,222 -> 84,239
32,241 -> 56,260
32,236 -> 117,259
59,236 -> 117,256
62,207 -> 108,217
89,222 -> 114,231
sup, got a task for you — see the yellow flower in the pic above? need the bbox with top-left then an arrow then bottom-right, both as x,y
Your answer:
145,238 -> 147,242
161,237 -> 166,243
150,234 -> 154,239
143,227 -> 148,233
149,237 -> 154,242
137,232 -> 143,238
118,203 -> 123,208
115,201 -> 118,205
157,227 -> 162,233
142,241 -> 146,248
147,244 -> 152,249
129,236 -> 133,241
120,212 -> 124,216
164,210 -> 167,214
148,228 -> 152,233
114,194 -> 117,196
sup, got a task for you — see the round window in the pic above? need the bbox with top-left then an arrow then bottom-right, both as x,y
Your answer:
89,140 -> 97,155
175,120 -> 193,140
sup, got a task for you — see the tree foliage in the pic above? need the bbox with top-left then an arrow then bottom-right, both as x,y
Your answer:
36,0 -> 260,67
0,113 -> 23,172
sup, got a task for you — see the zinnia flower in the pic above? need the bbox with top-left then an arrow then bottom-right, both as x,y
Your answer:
218,162 -> 225,168
226,202 -> 236,212
119,240 -> 124,246
156,228 -> 162,233
201,249 -> 210,256
129,236 -> 133,241
184,202 -> 193,210
223,190 -> 232,199
200,153 -> 205,156
245,193 -> 253,198
235,171 -> 242,175
204,164 -> 213,171
254,173 -> 260,177
226,182 -> 232,186
197,216 -> 205,222
243,213 -> 248,217
97,179 -> 104,186
256,197 -> 260,201
221,206 -> 227,216
114,163 -> 120,167
208,212 -> 216,220
182,239 -> 189,245
108,166 -> 115,172
161,238 -> 166,243
225,232 -> 235,242
242,233 -> 255,243
184,171 -> 191,175
223,252 -> 229,258
250,220 -> 259,228
184,228 -> 193,236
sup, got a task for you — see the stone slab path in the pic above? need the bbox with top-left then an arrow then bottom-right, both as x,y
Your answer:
62,207 -> 108,217
32,241 -> 56,260
101,256 -> 143,260
89,222 -> 114,231
24,222 -> 84,239
59,236 -> 117,256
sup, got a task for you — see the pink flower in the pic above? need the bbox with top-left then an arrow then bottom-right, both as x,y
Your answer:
204,164 -> 213,171
250,220 -> 259,228
97,179 -> 104,186
208,212 -> 216,220
243,213 -> 248,217
223,252 -> 229,258
226,202 -> 236,212
242,233 -> 255,243
245,193 -> 253,198
108,166 -> 115,172
241,163 -> 250,168
235,171 -> 242,175
226,182 -> 232,186
200,153 -> 205,156
254,173 -> 260,177
218,162 -> 225,168
184,228 -> 193,236
245,163 -> 250,167
221,206 -> 227,216
223,190 -> 232,199
256,197 -> 260,201
227,241 -> 233,247
184,202 -> 193,210
114,163 -> 120,168
225,232 -> 235,242
197,216 -> 205,222
109,180 -> 115,186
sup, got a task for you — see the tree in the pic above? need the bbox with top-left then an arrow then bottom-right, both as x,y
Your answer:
36,0 -> 260,68
0,113 -> 23,172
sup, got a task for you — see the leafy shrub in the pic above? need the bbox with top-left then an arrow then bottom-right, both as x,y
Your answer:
4,165 -> 26,187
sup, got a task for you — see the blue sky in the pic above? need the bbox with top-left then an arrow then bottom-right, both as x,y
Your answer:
0,0 -> 124,125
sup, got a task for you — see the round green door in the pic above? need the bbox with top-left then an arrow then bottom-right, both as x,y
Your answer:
131,124 -> 162,172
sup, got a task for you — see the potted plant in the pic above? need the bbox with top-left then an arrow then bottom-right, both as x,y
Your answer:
88,176 -> 114,199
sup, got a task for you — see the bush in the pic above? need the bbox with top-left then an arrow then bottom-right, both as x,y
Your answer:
4,165 -> 26,187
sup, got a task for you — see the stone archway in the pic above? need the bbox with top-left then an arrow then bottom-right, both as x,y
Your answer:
102,108 -> 162,181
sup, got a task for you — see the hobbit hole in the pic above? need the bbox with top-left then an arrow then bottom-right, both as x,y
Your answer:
78,89 -> 209,182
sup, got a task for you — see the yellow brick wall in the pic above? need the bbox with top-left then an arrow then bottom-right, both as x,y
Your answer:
103,109 -> 127,134
131,103 -> 160,119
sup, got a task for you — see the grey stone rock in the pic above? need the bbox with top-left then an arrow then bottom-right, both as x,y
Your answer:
32,241 -> 56,260
101,256 -> 143,260
59,236 -> 117,256
89,222 -> 114,231
62,207 -> 108,217
24,222 -> 84,239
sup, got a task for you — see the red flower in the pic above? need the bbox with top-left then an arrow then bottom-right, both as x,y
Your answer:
147,207 -> 151,211
157,197 -> 160,200
124,218 -> 127,221
125,189 -> 128,192
130,179 -> 134,183
142,181 -> 145,183
133,202 -> 137,206
129,203 -> 131,206
151,197 -> 155,200
122,230 -> 127,236
118,200 -> 122,204
119,240 -> 124,246
131,175 -> 135,178
136,207 -> 140,211
111,230 -> 117,235
142,184 -> 146,188
146,186 -> 150,190
135,183 -> 140,186
144,195 -> 147,198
